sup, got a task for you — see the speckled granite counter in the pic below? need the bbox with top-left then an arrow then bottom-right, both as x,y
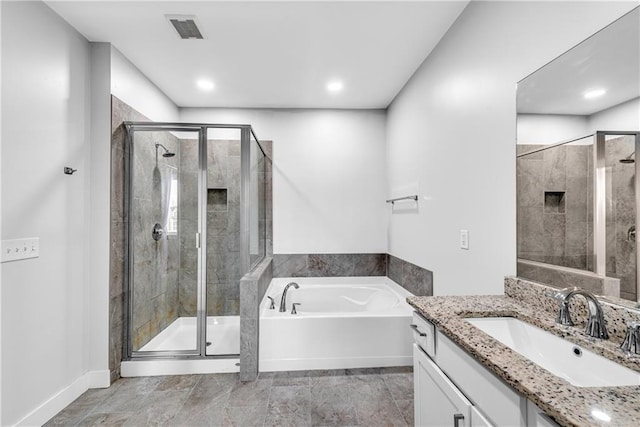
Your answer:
407,277 -> 640,427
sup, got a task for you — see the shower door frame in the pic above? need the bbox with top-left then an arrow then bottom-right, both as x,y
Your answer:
594,131 -> 640,301
123,122 -> 266,360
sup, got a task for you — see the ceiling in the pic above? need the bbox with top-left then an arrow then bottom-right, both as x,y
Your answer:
517,6 -> 640,116
46,1 -> 469,109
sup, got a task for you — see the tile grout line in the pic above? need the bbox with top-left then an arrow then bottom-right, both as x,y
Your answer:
165,374 -> 204,425
260,381 -> 274,427
382,374 -> 411,427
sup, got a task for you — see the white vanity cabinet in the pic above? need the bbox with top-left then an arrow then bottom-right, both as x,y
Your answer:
414,344 -> 491,427
412,312 -> 558,427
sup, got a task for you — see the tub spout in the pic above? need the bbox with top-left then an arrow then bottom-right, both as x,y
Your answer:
279,282 -> 299,312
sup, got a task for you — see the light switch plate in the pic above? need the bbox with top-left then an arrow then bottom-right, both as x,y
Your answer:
1,238 -> 40,262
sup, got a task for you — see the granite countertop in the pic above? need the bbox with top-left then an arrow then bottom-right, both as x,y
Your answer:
407,293 -> 640,427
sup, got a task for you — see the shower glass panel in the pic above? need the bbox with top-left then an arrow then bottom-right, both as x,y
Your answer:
205,127 -> 242,356
249,130 -> 266,269
603,133 -> 637,300
516,135 -> 595,270
125,122 -> 265,360
128,127 -> 200,353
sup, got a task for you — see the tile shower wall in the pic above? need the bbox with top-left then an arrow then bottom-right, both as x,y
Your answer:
178,139 -> 243,317
516,144 -> 592,270
110,96 -> 133,382
605,136 -> 637,301
110,96 -> 180,380
130,131 -> 180,350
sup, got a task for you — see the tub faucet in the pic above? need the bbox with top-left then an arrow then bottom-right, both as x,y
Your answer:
279,282 -> 299,312
551,287 -> 609,340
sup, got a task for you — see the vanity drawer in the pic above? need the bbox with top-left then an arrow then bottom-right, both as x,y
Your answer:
411,311 -> 436,357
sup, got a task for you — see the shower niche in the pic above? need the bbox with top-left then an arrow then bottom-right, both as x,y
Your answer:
122,122 -> 267,362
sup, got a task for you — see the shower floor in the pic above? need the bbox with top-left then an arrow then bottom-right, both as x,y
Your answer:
139,316 -> 240,355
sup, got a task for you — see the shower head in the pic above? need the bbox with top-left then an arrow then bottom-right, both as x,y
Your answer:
155,143 -> 175,158
620,152 -> 635,164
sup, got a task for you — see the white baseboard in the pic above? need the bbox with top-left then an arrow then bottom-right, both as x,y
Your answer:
259,356 -> 413,372
86,370 -> 111,389
15,370 -> 110,427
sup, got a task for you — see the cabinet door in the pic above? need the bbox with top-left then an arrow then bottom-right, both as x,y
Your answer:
471,407 -> 494,427
526,400 -> 559,427
414,344 -> 472,427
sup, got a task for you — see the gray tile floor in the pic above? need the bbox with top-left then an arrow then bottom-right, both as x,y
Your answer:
45,367 -> 414,427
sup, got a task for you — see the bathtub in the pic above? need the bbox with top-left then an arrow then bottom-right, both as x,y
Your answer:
259,276 -> 414,372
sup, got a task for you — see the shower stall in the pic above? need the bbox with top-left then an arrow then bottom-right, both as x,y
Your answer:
517,131 -> 640,301
122,122 -> 266,367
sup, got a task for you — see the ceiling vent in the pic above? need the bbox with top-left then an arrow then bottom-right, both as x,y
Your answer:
166,15 -> 204,39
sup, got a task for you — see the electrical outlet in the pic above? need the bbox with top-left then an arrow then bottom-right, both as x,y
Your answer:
1,238 -> 40,262
460,230 -> 469,250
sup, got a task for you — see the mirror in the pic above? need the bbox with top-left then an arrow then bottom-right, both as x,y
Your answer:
516,7 -> 640,302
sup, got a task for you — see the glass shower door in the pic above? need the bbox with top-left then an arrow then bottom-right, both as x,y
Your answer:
204,127 -> 242,356
603,132 -> 639,301
127,126 -> 202,355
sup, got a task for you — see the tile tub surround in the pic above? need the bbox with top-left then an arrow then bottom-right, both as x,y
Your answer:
386,254 -> 433,296
240,257 -> 273,382
407,277 -> 640,426
273,253 -> 434,296
273,253 -> 387,277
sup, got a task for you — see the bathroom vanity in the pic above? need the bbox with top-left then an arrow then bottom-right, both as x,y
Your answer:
408,277 -> 640,427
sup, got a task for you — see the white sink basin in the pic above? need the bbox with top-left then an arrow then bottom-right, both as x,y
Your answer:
466,317 -> 640,387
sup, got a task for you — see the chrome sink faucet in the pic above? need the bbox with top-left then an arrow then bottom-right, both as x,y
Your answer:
279,282 -> 299,312
551,287 -> 609,340
621,321 -> 640,354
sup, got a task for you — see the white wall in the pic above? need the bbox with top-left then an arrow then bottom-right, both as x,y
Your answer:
588,97 -> 640,132
111,47 -> 179,122
0,1 -> 4,422
386,1 -> 638,296
1,2 -> 92,424
181,108 -> 388,254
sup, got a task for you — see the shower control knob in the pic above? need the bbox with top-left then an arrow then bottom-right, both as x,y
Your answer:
152,223 -> 164,241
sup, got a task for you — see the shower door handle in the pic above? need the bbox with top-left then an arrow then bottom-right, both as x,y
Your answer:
196,233 -> 201,248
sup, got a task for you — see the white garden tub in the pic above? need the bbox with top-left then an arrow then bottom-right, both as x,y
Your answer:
259,276 -> 413,372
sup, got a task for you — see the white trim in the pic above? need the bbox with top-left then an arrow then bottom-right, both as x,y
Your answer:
260,356 -> 413,373
86,370 -> 111,389
14,370 -> 108,427
121,358 -> 239,377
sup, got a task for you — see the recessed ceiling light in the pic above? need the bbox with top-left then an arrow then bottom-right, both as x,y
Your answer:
584,88 -> 606,99
196,79 -> 215,91
327,81 -> 344,92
